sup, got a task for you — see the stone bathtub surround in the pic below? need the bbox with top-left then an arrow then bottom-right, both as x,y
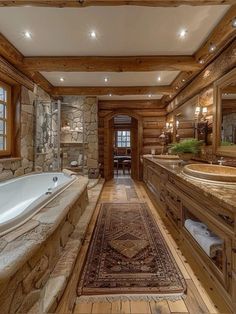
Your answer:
0,85 -> 51,182
0,175 -> 89,314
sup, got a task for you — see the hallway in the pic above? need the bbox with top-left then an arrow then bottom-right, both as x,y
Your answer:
73,177 -> 230,314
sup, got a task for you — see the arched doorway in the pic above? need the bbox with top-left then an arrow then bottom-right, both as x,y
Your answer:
103,111 -> 143,181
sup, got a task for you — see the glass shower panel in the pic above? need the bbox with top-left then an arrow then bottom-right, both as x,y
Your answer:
34,100 -> 61,171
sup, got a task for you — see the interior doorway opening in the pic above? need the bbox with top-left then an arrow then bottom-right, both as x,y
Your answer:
113,115 -> 132,178
103,111 -> 143,181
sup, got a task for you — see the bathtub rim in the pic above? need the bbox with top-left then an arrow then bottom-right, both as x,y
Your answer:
0,171 -> 77,237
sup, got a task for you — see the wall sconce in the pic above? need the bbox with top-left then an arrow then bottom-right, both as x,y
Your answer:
195,106 -> 201,116
176,120 -> 180,128
202,107 -> 208,120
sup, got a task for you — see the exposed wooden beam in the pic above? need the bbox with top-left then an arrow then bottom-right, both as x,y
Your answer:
162,5 -> 236,106
52,85 -> 173,96
0,33 -> 23,67
98,99 -> 165,109
0,56 -> 34,90
22,56 -> 201,72
0,0 -> 234,7
0,32 -> 53,94
166,39 -> 236,113
194,5 -> 236,65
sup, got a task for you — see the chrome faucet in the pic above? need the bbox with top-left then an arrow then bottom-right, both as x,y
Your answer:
53,176 -> 58,183
218,157 -> 225,166
46,187 -> 53,195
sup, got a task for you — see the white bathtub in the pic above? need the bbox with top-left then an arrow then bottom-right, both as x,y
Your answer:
0,172 -> 76,236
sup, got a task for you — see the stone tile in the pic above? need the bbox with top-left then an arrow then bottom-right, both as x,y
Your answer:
42,276 -> 66,313
3,220 -> 40,243
52,239 -> 81,278
0,240 -> 38,281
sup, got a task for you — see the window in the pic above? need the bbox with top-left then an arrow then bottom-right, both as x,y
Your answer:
0,81 -> 11,156
116,130 -> 131,148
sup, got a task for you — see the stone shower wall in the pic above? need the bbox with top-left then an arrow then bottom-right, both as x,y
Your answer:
0,86 -> 51,181
35,100 -> 59,172
61,96 -> 98,171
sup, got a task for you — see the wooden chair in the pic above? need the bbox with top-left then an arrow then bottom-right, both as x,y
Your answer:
122,159 -> 131,174
114,159 -> 119,175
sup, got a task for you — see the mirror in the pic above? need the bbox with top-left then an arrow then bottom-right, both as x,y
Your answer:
214,68 -> 236,157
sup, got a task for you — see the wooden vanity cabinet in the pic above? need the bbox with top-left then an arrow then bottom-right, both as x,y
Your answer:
143,158 -> 236,313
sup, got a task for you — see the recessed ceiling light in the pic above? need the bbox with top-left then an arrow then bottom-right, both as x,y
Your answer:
175,86 -> 179,90
199,58 -> 205,64
60,77 -> 65,82
182,78 -> 186,83
209,43 -> 217,53
157,76 -> 161,82
179,29 -> 188,39
232,17 -> 236,28
23,31 -> 32,39
104,77 -> 108,82
148,94 -> 152,98
90,30 -> 97,39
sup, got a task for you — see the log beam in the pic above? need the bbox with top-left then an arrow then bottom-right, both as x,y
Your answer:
98,99 -> 165,109
22,56 -> 201,72
52,85 -> 173,96
0,1 -> 234,7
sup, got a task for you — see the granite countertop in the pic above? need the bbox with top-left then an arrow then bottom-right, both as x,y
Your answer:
144,156 -> 236,212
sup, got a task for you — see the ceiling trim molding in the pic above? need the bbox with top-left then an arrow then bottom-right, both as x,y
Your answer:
0,0 -> 234,7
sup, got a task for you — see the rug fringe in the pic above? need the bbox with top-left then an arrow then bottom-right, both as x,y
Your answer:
77,293 -> 185,303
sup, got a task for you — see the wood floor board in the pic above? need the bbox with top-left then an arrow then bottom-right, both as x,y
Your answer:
130,301 -> 151,314
149,300 -> 171,314
167,300 -> 188,313
92,302 -> 112,314
121,301 -> 131,314
111,301 -> 121,313
74,302 -> 93,314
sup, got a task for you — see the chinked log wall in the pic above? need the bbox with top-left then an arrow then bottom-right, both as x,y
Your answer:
98,100 -> 166,177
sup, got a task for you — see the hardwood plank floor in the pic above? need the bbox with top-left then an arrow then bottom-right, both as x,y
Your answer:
73,175 -> 231,314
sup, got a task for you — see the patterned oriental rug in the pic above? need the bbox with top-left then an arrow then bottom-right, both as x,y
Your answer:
77,202 -> 186,302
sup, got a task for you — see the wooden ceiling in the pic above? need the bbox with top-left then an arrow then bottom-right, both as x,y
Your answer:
0,2 -> 235,104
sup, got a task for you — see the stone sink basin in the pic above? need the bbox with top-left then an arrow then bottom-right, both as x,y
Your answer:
183,164 -> 236,183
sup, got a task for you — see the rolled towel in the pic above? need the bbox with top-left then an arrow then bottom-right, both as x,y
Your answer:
193,227 -> 212,237
185,219 -> 207,233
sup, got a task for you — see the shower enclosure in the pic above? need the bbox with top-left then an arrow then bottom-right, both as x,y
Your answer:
34,99 -> 61,171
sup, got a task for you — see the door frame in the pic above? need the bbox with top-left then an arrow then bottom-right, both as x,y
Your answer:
103,110 -> 143,181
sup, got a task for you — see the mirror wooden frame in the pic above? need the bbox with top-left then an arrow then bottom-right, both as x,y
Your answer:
213,67 -> 236,158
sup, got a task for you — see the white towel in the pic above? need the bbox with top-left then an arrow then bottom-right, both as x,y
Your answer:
184,219 -> 223,257
185,219 -> 207,233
